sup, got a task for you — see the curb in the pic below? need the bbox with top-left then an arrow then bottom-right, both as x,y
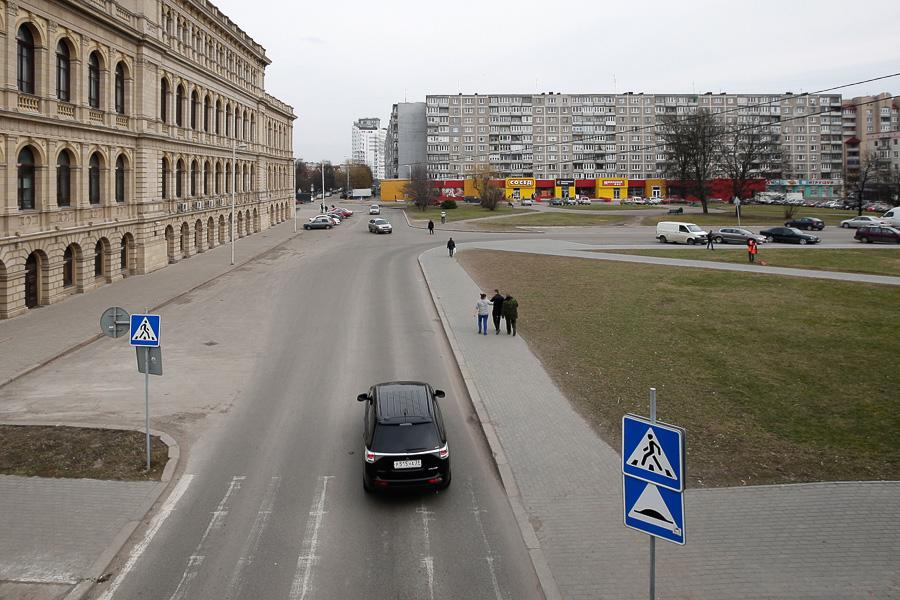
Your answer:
0,225 -> 302,391
417,250 -> 562,600
0,420 -> 179,600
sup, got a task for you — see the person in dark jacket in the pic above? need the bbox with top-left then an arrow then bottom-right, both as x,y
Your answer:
427,220 -> 435,234
447,237 -> 456,257
502,294 -> 518,336
490,289 -> 504,334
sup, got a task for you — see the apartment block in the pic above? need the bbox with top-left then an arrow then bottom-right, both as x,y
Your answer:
351,118 -> 385,180
385,102 -> 426,179
842,93 -> 898,176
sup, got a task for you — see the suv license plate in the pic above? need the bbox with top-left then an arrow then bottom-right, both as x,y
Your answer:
394,459 -> 421,469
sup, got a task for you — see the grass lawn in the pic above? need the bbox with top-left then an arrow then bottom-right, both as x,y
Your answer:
403,204 -> 534,222
641,204 -> 861,227
457,250 -> 900,487
0,425 -> 168,480
469,212 -> 624,229
608,248 -> 900,277
545,203 -> 656,211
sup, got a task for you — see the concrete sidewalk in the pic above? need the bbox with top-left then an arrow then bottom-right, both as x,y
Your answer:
0,219 -> 301,388
419,245 -> 900,600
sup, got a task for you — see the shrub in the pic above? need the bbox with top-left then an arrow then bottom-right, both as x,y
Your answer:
440,200 -> 458,209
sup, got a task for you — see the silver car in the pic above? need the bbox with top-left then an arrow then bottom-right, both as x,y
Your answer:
368,218 -> 392,234
710,227 -> 767,244
840,215 -> 883,228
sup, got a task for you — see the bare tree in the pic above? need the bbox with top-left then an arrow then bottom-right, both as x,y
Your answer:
472,166 -> 504,211
720,126 -> 766,202
660,109 -> 723,214
403,165 -> 435,210
847,151 -> 887,216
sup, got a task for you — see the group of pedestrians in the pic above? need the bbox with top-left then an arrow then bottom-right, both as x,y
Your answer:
475,289 -> 518,336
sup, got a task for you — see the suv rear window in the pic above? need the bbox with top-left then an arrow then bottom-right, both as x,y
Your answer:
372,422 -> 441,453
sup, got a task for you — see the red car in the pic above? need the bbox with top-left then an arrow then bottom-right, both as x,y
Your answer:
855,225 -> 900,243
331,207 -> 353,218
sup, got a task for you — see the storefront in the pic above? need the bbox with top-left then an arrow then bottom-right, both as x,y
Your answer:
554,178 -> 576,199
576,179 -> 596,198
505,178 -> 536,200
438,180 -> 464,200
766,179 -> 843,200
535,180 -> 554,200
644,178 -> 666,199
595,177 -> 628,201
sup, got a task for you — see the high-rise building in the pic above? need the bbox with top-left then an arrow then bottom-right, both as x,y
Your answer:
841,93 -> 898,177
385,103 -> 426,179
351,118 -> 385,180
418,91 -> 844,183
1,0 -> 295,319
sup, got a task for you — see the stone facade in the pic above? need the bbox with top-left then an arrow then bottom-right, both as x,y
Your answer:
1,0 -> 295,319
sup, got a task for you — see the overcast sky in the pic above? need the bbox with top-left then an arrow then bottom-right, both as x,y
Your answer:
213,0 -> 900,164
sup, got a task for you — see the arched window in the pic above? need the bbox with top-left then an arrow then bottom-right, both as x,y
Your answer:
235,110 -> 242,140
56,41 -> 71,101
176,160 -> 184,197
215,100 -> 221,134
115,62 -> 125,114
160,78 -> 169,122
88,52 -> 100,109
215,163 -> 222,194
89,153 -> 101,204
57,151 -> 72,207
204,161 -> 210,195
190,161 -> 197,196
161,158 -> 169,199
225,105 -> 232,137
63,245 -> 75,288
203,95 -> 210,132
18,147 -> 36,210
225,163 -> 231,194
94,240 -> 105,276
175,84 -> 184,126
115,155 -> 126,203
190,90 -> 198,129
17,26 -> 35,94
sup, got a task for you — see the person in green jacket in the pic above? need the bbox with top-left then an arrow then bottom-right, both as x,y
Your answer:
502,294 -> 518,336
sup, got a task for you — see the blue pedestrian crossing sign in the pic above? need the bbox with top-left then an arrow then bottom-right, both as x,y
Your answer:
622,414 -> 685,492
129,314 -> 160,347
623,476 -> 685,545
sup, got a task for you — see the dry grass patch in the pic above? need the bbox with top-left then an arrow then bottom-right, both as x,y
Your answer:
457,250 -> 900,487
0,425 -> 168,480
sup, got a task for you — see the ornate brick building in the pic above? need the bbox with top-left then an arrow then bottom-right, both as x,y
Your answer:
1,0 -> 295,318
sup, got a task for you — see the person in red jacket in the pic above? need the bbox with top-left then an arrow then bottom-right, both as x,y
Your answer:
747,238 -> 758,263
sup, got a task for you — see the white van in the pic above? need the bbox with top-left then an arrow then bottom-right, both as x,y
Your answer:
880,207 -> 900,227
656,221 -> 709,245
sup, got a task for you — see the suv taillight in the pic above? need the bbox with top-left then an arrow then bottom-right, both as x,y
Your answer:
438,444 -> 449,460
365,448 -> 375,463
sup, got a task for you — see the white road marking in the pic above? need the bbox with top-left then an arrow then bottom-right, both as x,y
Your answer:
97,474 -> 194,600
417,502 -> 435,600
469,485 -> 505,600
167,475 -> 245,600
225,476 -> 281,599
289,475 -> 332,600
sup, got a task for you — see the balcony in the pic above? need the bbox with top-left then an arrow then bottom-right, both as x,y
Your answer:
57,103 -> 75,118
17,94 -> 40,112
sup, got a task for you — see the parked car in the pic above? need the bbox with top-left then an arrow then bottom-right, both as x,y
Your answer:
710,227 -> 767,245
368,218 -> 392,234
357,381 -> 450,492
784,217 -> 825,231
550,199 -> 563,206
369,204 -> 381,215
564,197 -> 578,206
521,198 -> 534,206
304,215 -> 333,230
855,225 -> 900,244
323,213 -> 342,225
840,215 -> 883,228
332,207 -> 353,218
759,227 -> 820,244
577,196 -> 592,205
656,221 -> 709,245
646,198 -> 662,205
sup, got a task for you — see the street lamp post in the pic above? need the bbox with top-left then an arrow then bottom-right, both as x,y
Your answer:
231,140 -> 247,265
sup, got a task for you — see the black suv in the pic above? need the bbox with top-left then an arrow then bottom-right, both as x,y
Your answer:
784,217 -> 825,231
357,382 -> 450,492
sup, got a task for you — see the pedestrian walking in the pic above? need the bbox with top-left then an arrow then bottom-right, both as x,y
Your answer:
447,237 -> 456,257
706,231 -> 715,250
427,220 -> 435,234
502,294 -> 518,336
490,289 -> 504,334
440,211 -> 446,224
475,293 -> 491,335
747,237 -> 758,263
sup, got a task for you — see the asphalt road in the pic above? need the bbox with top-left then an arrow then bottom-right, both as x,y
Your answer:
87,207 -> 543,600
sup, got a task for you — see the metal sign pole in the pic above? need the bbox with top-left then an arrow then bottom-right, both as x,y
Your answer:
144,348 -> 151,471
649,387 -> 657,600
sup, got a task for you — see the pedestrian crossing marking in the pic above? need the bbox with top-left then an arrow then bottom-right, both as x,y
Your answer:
132,317 -> 158,342
626,427 -> 676,480
628,482 -> 681,535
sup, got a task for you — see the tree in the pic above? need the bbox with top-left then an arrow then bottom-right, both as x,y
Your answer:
295,160 -> 312,193
720,126 -> 766,202
403,165 -> 435,210
472,166 -> 504,211
348,164 -> 373,190
659,109 -> 723,214
659,115 -> 693,200
847,151 -> 886,216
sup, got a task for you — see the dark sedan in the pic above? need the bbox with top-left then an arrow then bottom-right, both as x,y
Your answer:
759,227 -> 820,244
784,217 -> 825,231
855,225 -> 900,244
710,227 -> 767,244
